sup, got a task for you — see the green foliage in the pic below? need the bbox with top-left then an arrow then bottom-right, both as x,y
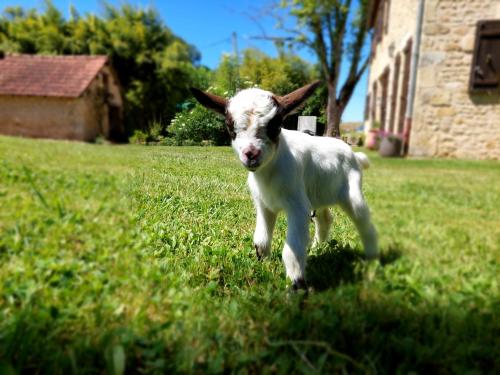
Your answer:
0,135 -> 499,373
239,49 -> 313,94
167,50 -> 322,146
128,120 -> 171,145
238,49 -> 328,121
169,100 -> 229,146
342,130 -> 365,147
213,54 -> 241,95
282,0 -> 370,61
300,80 -> 328,124
189,65 -> 213,91
212,48 -> 320,96
0,1 -> 201,137
128,129 -> 149,145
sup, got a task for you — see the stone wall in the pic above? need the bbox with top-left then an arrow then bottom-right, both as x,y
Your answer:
367,0 -> 420,132
0,96 -> 98,141
410,0 -> 500,159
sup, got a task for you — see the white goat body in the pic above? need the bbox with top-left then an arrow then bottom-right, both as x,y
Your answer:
191,82 -> 378,290
248,129 -> 378,288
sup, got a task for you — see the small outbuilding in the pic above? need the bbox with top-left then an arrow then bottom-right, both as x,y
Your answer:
0,54 -> 124,142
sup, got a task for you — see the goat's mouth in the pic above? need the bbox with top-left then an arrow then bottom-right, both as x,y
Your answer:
242,160 -> 261,171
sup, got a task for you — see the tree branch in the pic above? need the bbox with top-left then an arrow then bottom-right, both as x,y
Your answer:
310,13 -> 330,81
328,0 -> 351,79
338,54 -> 369,106
337,0 -> 369,105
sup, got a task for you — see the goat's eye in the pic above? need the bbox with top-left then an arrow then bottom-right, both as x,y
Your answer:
256,127 -> 268,138
225,119 -> 236,140
266,115 -> 282,142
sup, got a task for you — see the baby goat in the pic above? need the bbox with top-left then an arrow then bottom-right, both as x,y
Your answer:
191,82 -> 378,290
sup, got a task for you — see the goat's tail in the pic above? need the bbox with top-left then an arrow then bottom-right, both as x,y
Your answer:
355,152 -> 371,170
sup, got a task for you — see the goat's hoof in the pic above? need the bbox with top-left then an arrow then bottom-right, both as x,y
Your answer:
254,244 -> 263,260
310,210 -> 317,222
365,251 -> 379,261
287,279 -> 310,304
292,278 -> 308,293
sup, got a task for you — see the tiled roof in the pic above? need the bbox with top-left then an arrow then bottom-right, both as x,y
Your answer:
0,54 -> 108,98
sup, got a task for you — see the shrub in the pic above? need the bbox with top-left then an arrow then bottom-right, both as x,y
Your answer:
169,102 -> 230,146
157,137 -> 177,146
342,131 -> 365,147
129,130 -> 149,144
148,120 -> 165,141
128,120 -> 170,145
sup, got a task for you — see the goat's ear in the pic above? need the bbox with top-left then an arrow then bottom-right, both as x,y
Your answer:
274,80 -> 322,117
190,88 -> 227,115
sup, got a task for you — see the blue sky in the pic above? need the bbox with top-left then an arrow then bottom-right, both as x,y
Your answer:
3,0 -> 369,122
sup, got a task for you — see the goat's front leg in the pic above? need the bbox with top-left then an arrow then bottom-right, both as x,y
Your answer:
283,201 -> 310,290
253,200 -> 277,260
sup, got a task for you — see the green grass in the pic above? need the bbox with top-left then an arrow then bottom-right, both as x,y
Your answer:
0,135 -> 499,374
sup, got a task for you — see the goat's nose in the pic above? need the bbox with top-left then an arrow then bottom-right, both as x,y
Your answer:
243,146 -> 261,161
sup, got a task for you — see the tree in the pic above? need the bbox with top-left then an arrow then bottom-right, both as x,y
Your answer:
79,2 -> 201,134
211,48 -> 316,95
213,54 -> 240,95
239,48 -> 313,94
238,48 -> 326,128
275,0 -> 370,137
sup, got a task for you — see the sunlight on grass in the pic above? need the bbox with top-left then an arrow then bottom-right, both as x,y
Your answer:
0,136 -> 499,373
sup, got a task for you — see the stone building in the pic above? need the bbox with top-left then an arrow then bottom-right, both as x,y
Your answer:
366,0 -> 500,159
0,54 -> 124,142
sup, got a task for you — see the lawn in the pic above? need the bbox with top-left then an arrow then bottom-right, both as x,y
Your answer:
0,135 -> 499,374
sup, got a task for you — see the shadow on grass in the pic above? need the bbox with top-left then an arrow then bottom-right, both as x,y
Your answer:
306,240 -> 402,291
283,243 -> 496,374
2,242 -> 497,375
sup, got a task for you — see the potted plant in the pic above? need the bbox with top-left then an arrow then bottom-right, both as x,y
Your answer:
378,132 -> 403,157
365,121 -> 381,150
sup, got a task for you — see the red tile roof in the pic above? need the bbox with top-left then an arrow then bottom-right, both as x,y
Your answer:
0,54 -> 108,98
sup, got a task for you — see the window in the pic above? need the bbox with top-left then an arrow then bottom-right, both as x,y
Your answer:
384,0 -> 391,34
389,54 -> 401,132
365,93 -> 370,121
374,1 -> 385,43
371,81 -> 377,122
470,20 -> 500,92
371,0 -> 388,56
379,68 -> 390,131
398,39 -> 412,134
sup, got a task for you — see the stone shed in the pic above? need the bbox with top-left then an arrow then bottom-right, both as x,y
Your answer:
366,0 -> 500,159
0,54 -> 124,142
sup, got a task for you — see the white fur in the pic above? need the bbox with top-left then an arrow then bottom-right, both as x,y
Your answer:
228,89 -> 278,170
355,152 -> 371,169
226,89 -> 378,287
245,130 -> 378,284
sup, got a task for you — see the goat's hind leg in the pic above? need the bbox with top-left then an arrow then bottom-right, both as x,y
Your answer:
312,208 -> 333,247
340,171 -> 378,259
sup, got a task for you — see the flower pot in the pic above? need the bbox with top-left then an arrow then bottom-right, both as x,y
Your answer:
365,130 -> 380,150
379,136 -> 402,157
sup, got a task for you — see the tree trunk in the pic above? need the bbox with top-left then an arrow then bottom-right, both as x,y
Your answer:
324,83 -> 343,138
